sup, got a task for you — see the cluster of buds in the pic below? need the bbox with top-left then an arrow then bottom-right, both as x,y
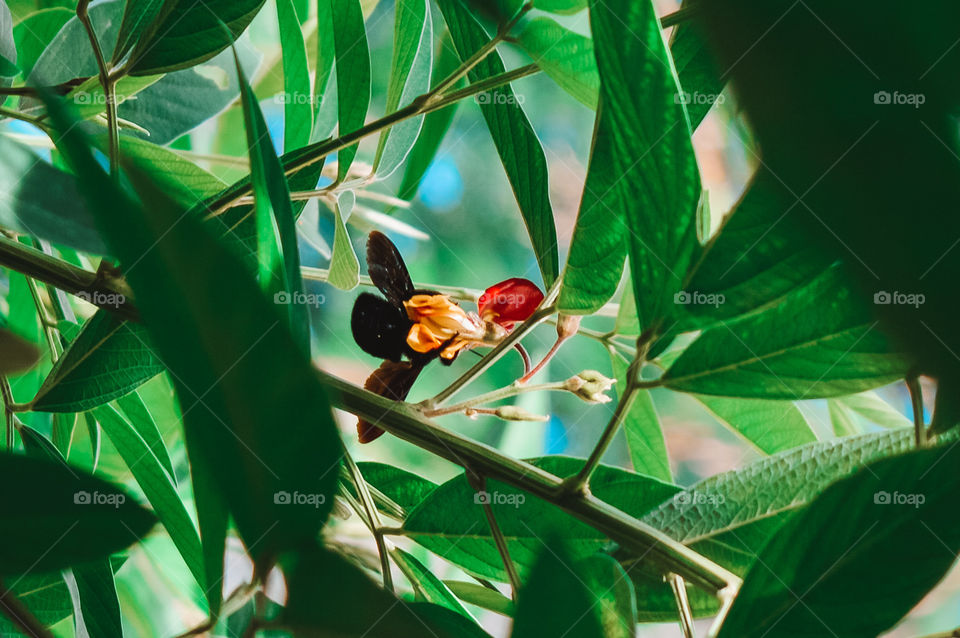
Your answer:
563,370 -> 616,403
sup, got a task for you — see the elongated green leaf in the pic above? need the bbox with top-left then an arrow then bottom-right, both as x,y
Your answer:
611,355 -> 671,482
324,0 -> 371,179
31,312 -> 164,413
443,581 -> 514,616
663,265 -> 910,399
515,17 -> 598,108
398,29 -> 463,200
44,92 -> 343,566
682,169 -> 834,325
559,0 -> 700,320
111,136 -> 227,206
72,560 -> 122,638
312,0 -> 336,138
533,0 -> 586,15
328,192 -> 359,290
112,0 -> 165,64
391,548 -> 477,622
436,0 -> 559,287
403,457 -> 678,581
373,0 -> 433,179
235,47 -> 309,349
94,405 -> 206,592
116,390 -> 176,480
0,135 -> 107,256
828,398 -> 859,436
836,391 -> 911,429
0,572 -> 72,634
0,451 -> 155,575
670,10 -> 725,130
277,0 -> 312,150
283,545 -> 491,638
510,540 -> 606,638
355,462 -> 437,511
0,0 -> 16,76
578,555 -> 638,638
641,428 -> 915,575
125,0 -> 267,75
693,394 -> 817,454
12,8 -> 72,77
717,440 -> 960,638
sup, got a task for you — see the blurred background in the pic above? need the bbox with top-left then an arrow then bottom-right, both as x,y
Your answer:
2,0 -> 957,635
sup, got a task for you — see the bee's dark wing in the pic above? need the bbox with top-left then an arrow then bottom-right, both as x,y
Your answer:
351,292 -> 411,362
357,360 -> 426,443
367,231 -> 414,306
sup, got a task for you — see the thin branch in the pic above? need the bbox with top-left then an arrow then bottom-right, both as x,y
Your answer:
421,380 -> 568,418
660,4 -> 703,29
467,472 -> 522,601
76,0 -> 118,179
320,369 -> 741,597
666,573 -> 696,638
342,453 -> 394,593
0,235 -> 137,321
907,375 -> 927,447
0,378 -> 13,450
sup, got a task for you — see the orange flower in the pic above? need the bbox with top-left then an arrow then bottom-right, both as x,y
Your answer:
403,294 -> 484,359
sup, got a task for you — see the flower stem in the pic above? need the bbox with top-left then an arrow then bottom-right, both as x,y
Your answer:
320,369 -> 741,597
422,380 -> 567,418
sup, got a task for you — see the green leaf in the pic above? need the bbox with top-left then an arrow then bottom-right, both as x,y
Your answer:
277,0 -> 312,150
12,7 -> 72,77
44,92 -> 343,565
716,440 -> 960,638
611,355 -> 671,482
324,0 -> 371,180
532,0 -> 586,14
31,312 -> 164,413
355,461 -> 437,511
0,135 -> 107,256
397,29 -> 463,200
72,559 -> 123,638
93,405 -> 206,593
0,451 -> 156,575
391,548 -> 477,622
125,0 -> 267,75
663,265 -> 910,399
373,0 -> 433,179
443,580 -> 514,616
0,572 -> 73,634
283,545 -> 492,638
0,0 -> 16,76
559,0 -> 700,320
327,192 -> 360,290
510,539 -> 606,638
111,136 -> 227,206
692,394 -> 817,454
641,428 -> 916,576
670,12 -> 725,129
31,312 -> 165,413
828,398 -> 859,436
26,0 -> 119,83
835,391 -> 911,429
312,0 -> 336,138
436,0 -> 560,287
403,457 -> 679,581
683,170 -> 834,325
613,279 -> 640,336
577,555 -> 638,638
116,390 -> 176,480
112,0 -> 165,64
235,46 -> 309,350
515,17 -> 598,108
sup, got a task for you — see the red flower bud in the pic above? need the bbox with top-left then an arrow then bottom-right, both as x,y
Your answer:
478,278 -> 544,327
